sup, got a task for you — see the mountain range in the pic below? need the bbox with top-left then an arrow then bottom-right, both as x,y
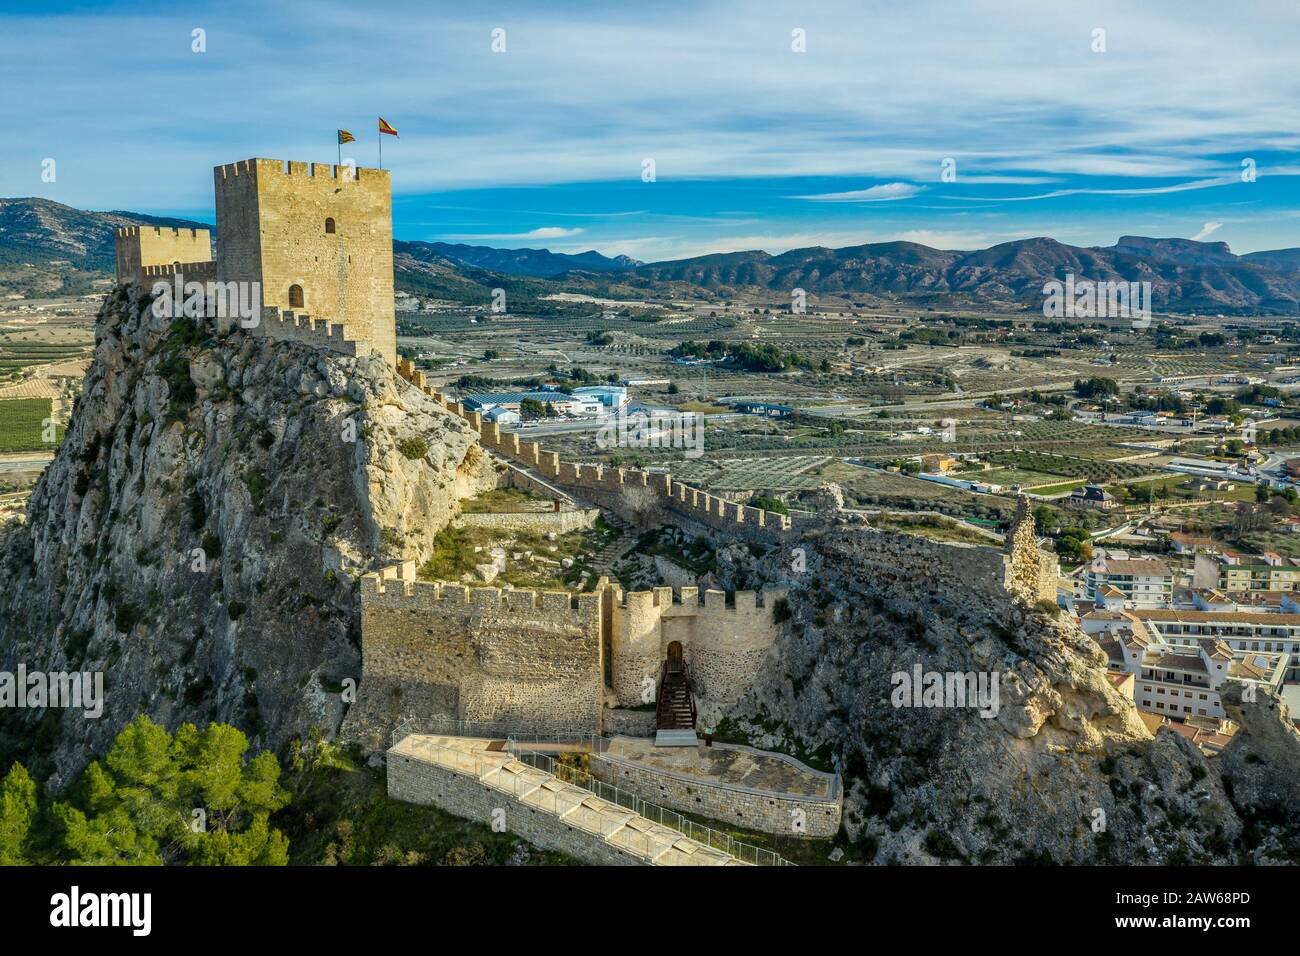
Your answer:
4,197 -> 1300,313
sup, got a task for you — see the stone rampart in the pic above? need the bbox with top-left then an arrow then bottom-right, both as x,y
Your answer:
590,739 -> 842,838
348,561 -> 604,745
390,362 -> 800,544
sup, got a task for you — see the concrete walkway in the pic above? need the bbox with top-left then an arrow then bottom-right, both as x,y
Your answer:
390,734 -> 747,866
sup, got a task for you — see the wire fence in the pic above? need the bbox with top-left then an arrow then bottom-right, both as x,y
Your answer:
506,740 -> 796,867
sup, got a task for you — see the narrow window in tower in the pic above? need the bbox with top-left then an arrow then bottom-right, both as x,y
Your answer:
288,284 -> 304,309
325,217 -> 336,234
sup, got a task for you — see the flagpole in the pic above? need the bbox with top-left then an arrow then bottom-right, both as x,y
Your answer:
379,124 -> 383,170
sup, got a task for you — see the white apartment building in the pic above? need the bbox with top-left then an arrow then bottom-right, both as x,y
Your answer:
1084,550 -> 1174,608
1085,613 -> 1289,720
1132,608 -> 1300,684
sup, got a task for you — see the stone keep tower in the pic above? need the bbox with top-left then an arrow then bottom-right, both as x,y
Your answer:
115,226 -> 213,288
213,158 -> 396,365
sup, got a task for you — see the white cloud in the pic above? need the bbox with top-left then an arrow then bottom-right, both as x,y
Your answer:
793,183 -> 925,203
443,227 -> 584,242
1192,221 -> 1224,240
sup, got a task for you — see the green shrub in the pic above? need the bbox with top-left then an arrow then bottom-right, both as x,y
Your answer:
397,436 -> 428,461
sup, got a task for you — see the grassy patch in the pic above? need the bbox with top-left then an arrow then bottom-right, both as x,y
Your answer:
274,742 -> 575,866
0,397 -> 61,452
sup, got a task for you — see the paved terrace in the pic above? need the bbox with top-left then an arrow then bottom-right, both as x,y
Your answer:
390,734 -> 747,866
603,736 -> 839,799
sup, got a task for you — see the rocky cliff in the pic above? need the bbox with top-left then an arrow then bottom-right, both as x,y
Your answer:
0,286 -> 494,786
716,525 -> 1300,864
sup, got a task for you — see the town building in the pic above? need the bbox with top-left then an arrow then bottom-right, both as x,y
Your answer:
571,385 -> 628,408
1193,551 -> 1300,593
1084,550 -> 1174,607
1068,484 -> 1118,510
1085,613 -> 1288,720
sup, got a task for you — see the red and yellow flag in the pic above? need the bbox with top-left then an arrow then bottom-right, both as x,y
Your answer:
337,129 -> 355,145
378,117 -> 399,137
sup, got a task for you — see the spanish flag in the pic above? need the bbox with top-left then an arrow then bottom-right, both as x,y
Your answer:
378,117 -> 399,137
337,129 -> 355,145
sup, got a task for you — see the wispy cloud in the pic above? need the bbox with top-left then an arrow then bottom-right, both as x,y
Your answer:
1192,221 -> 1224,240
444,227 -> 585,242
793,183 -> 925,203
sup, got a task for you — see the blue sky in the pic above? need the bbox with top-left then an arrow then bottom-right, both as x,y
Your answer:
3,0 -> 1298,262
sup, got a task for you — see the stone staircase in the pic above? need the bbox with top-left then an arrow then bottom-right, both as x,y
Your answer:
655,662 -> 697,746
589,511 -> 635,576
390,734 -> 746,865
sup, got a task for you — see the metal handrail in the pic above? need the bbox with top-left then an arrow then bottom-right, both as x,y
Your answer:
505,739 -> 796,866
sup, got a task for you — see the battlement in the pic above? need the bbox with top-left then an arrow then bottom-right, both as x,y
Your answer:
116,225 -> 211,240
617,585 -> 774,614
359,562 -> 600,617
259,307 -> 359,357
399,379 -> 798,543
214,156 -> 390,186
115,223 -> 213,288
140,261 -> 217,282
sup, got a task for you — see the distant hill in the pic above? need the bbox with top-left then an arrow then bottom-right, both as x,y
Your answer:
618,235 -> 1300,314
1242,248 -> 1300,275
5,196 -> 1300,314
396,239 -> 641,278
0,198 -> 210,298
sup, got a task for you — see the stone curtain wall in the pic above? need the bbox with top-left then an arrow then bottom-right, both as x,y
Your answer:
349,560 -> 781,746
115,226 -> 213,287
214,158 -> 396,364
392,360 -> 799,544
455,508 -> 599,534
350,562 -> 604,744
256,307 -> 360,357
590,745 -> 842,838
387,751 -> 640,865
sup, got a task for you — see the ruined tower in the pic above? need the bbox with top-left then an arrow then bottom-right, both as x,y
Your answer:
1005,494 -> 1049,605
213,158 -> 395,365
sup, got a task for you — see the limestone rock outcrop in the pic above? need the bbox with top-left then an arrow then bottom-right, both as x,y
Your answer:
0,286 -> 492,786
714,527 -> 1298,864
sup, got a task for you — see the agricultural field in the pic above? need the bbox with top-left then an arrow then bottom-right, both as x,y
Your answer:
0,342 -> 89,376
972,467 -> 1069,489
981,450 -> 1157,482
0,397 -> 61,452
666,455 -> 829,491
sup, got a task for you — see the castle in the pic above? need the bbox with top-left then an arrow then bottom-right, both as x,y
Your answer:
345,561 -> 782,743
115,158 -> 395,365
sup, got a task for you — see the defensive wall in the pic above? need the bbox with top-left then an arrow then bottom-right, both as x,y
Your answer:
393,359 -> 800,544
590,737 -> 842,838
255,307 -> 360,356
387,735 -> 747,865
346,561 -> 782,748
352,561 -> 605,741
115,225 -> 213,289
454,507 -> 600,534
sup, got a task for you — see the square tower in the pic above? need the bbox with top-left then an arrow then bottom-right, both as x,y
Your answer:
213,158 -> 396,365
115,225 -> 213,288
